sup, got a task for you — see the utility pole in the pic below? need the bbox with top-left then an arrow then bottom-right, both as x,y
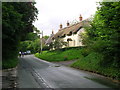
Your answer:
40,31 -> 43,54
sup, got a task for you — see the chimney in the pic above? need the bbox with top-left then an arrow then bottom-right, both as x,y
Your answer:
67,21 -> 70,26
79,14 -> 82,21
52,30 -> 54,34
60,24 -> 62,29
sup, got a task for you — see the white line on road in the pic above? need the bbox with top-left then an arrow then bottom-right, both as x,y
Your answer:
33,68 -> 51,88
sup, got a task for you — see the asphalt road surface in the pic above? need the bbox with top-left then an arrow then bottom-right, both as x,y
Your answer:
17,55 -> 119,89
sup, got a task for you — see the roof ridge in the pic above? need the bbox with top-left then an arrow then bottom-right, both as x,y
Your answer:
59,21 -> 82,31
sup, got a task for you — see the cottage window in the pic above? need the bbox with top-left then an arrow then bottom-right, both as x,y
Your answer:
67,38 -> 72,41
67,31 -> 72,36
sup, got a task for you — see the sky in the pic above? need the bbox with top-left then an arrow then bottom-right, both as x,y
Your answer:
33,0 -> 100,36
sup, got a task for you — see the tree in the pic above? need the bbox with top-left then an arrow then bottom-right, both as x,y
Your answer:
43,36 -> 49,40
19,31 -> 41,53
52,38 -> 67,50
2,2 -> 38,68
25,32 -> 39,41
82,2 -> 120,68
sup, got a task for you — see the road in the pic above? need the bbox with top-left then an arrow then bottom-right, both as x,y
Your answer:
17,55 -> 119,89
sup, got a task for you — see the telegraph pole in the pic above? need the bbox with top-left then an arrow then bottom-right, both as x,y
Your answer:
40,31 -> 43,54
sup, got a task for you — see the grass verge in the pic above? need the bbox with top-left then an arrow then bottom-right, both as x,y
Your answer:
71,52 -> 120,80
2,58 -> 18,69
35,48 -> 84,62
35,47 -> 120,80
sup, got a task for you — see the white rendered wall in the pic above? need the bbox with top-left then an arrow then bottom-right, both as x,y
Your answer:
63,28 -> 85,47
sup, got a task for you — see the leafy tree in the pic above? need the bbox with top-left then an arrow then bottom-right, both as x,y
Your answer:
32,38 -> 41,53
43,36 -> 49,40
25,32 -> 39,41
33,27 -> 40,35
2,2 -> 38,68
3,3 -> 23,60
52,38 -> 67,50
82,2 -> 120,68
19,41 -> 32,52
19,31 -> 41,53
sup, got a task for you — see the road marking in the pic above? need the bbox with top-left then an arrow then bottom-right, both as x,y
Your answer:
32,68 -> 52,88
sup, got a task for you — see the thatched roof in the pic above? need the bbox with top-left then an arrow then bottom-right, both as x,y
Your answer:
45,34 -> 54,45
45,19 -> 90,45
53,20 -> 90,39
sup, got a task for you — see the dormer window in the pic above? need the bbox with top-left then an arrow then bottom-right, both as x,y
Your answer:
67,31 -> 72,36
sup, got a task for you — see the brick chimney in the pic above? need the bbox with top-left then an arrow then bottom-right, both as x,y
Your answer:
79,14 -> 82,21
60,24 -> 62,29
52,30 -> 54,34
67,21 -> 70,26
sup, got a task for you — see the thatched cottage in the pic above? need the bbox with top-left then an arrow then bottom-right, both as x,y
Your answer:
46,15 -> 90,48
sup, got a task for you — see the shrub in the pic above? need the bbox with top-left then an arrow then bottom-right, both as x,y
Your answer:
34,47 -> 84,62
64,56 -> 68,61
71,52 -> 120,80
3,58 -> 18,69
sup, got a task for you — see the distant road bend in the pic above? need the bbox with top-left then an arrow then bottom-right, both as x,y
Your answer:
17,55 -> 119,88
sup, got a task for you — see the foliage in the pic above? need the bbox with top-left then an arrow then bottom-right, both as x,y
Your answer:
35,1 -> 120,80
35,45 -> 120,80
43,36 -> 49,40
82,2 -> 120,68
50,38 -> 67,50
32,38 -> 41,53
3,58 -> 18,69
42,35 -> 50,50
33,26 -> 40,34
19,41 -> 31,52
42,45 -> 50,51
71,52 -> 120,80
2,2 -> 38,68
19,33 -> 41,53
25,32 -> 39,41
75,2 -> 120,80
35,47 -> 84,62
19,31 -> 49,53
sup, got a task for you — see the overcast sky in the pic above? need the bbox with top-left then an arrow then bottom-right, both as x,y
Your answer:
33,0 -> 100,36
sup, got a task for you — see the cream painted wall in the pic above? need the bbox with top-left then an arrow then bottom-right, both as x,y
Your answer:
62,28 -> 85,47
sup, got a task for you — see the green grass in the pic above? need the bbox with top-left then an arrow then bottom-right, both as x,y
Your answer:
35,47 -> 120,80
35,48 -> 84,62
2,58 -> 18,69
71,52 -> 120,80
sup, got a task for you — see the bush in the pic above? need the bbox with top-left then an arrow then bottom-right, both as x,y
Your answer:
35,46 -> 120,80
34,47 -> 84,62
71,52 -> 120,80
64,56 -> 68,61
80,48 -> 90,57
34,53 -> 39,57
3,58 -> 18,69
43,46 -> 50,51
